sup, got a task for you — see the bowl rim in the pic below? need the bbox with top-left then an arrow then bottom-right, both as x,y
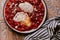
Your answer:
3,0 -> 47,33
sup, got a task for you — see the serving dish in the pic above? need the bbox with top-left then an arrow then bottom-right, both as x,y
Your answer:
4,0 -> 47,33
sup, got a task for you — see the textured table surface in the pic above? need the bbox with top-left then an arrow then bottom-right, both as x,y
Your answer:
0,0 -> 60,40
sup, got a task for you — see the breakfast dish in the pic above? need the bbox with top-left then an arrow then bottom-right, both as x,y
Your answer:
4,0 -> 46,33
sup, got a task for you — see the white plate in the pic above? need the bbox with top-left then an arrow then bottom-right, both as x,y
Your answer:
3,0 -> 47,33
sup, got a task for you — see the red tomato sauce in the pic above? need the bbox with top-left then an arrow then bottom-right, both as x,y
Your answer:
5,0 -> 45,31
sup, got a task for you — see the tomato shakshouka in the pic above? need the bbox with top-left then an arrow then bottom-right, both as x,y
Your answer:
4,0 -> 45,31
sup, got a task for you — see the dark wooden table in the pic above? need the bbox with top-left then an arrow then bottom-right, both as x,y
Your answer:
0,0 -> 60,40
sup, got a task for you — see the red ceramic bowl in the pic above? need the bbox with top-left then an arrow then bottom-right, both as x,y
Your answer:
4,0 -> 47,33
